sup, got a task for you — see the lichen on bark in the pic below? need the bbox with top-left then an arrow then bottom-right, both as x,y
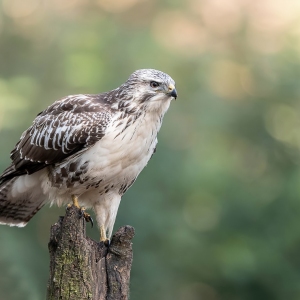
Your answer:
46,205 -> 134,300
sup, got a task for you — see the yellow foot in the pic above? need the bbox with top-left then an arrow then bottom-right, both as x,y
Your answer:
69,195 -> 94,228
100,225 -> 110,245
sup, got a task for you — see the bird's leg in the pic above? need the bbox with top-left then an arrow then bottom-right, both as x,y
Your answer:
100,225 -> 109,246
70,194 -> 94,228
71,194 -> 80,208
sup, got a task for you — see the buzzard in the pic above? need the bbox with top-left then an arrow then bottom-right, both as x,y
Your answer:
0,69 -> 177,242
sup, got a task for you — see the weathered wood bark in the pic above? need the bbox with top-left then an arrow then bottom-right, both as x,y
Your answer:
46,205 -> 134,300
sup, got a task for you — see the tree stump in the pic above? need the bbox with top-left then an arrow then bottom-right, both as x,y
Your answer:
46,205 -> 134,300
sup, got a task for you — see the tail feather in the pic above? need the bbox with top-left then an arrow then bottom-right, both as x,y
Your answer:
0,164 -> 26,186
0,174 -> 45,227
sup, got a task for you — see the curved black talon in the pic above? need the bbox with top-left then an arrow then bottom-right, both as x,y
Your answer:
78,208 -> 94,228
84,214 -> 94,228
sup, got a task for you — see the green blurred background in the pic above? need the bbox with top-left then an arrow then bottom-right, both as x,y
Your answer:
1,0 -> 300,299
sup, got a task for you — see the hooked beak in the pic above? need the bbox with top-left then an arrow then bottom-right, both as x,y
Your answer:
167,84 -> 177,99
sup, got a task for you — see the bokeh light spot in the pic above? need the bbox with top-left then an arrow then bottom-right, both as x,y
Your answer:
264,104 -> 300,149
96,0 -> 142,13
152,11 -> 207,56
191,0 -> 242,36
209,60 -> 254,100
2,0 -> 40,19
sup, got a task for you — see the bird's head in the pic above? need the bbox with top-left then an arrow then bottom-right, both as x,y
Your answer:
128,69 -> 177,100
117,69 -> 177,114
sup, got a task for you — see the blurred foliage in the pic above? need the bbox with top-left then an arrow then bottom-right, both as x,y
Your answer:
1,0 -> 300,299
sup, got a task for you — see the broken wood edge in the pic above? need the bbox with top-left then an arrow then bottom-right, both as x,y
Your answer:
46,205 -> 135,300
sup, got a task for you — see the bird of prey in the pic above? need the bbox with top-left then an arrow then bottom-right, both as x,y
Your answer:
0,69 -> 177,242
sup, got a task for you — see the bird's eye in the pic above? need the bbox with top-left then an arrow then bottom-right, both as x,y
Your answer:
150,81 -> 160,88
